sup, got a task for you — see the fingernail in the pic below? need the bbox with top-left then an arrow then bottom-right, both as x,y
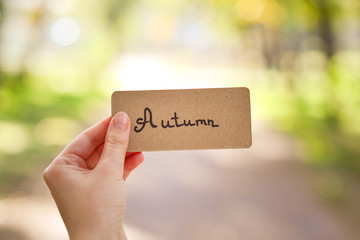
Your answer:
114,112 -> 129,130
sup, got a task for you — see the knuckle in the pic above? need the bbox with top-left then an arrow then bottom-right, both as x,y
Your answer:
43,162 -> 61,184
106,134 -> 127,148
43,168 -> 49,182
43,165 -> 55,184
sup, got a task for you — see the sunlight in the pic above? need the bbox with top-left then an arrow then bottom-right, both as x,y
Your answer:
111,54 -> 179,90
109,53 -> 244,91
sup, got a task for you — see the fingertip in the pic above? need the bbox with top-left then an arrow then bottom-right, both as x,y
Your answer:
135,152 -> 145,163
137,151 -> 144,159
101,115 -> 112,127
124,152 -> 144,171
112,112 -> 130,130
123,153 -> 144,181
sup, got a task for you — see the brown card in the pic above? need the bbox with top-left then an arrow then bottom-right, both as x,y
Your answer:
111,87 -> 252,151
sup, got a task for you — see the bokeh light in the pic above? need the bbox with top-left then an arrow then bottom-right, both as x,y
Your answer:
236,0 -> 265,22
51,18 -> 80,46
34,118 -> 81,146
0,122 -> 29,154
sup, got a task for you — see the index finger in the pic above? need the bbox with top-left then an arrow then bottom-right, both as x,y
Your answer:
60,116 -> 112,160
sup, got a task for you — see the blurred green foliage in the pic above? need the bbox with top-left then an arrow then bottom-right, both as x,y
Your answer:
256,57 -> 360,172
0,71 -> 102,194
203,0 -> 360,173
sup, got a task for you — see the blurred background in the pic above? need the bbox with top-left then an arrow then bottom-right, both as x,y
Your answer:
0,0 -> 359,239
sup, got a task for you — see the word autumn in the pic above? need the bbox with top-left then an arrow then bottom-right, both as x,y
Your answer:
134,107 -> 220,133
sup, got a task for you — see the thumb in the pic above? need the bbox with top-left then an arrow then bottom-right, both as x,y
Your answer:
98,112 -> 130,173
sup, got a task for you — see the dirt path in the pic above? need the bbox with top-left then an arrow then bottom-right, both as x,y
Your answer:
1,121 -> 359,240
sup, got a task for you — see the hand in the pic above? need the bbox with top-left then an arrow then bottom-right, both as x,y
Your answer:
43,112 -> 144,240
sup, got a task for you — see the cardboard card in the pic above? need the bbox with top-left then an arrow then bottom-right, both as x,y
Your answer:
111,87 -> 252,151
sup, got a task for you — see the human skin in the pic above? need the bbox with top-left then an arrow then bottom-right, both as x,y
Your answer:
44,112 -> 144,240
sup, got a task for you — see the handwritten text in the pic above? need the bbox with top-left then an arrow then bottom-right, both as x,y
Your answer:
134,107 -> 220,133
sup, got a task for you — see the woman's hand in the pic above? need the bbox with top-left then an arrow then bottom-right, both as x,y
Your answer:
44,112 -> 144,240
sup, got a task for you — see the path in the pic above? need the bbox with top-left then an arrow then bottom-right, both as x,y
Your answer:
0,121 -> 359,240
